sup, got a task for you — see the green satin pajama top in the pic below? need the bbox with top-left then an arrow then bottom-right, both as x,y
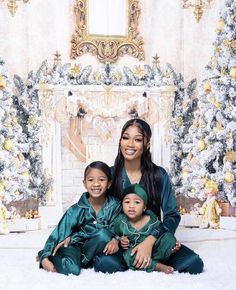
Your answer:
114,209 -> 160,247
39,192 -> 121,262
118,165 -> 180,235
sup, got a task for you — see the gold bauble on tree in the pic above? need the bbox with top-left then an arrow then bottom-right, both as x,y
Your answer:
3,139 -> 13,151
224,171 -> 235,183
203,80 -> 211,93
0,74 -> 6,89
229,67 -> 236,79
216,19 -> 225,32
197,139 -> 206,151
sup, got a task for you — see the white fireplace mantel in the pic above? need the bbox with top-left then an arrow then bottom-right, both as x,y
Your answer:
38,84 -> 176,227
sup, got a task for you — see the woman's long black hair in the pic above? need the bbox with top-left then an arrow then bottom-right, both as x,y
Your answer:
110,119 -> 162,219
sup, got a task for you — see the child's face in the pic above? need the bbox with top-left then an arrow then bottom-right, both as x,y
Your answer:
120,125 -> 149,162
122,193 -> 146,221
83,168 -> 110,200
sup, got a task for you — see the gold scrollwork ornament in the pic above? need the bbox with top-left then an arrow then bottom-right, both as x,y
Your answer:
71,0 -> 144,63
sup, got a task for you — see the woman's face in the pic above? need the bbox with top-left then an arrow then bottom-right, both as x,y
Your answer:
120,125 -> 148,162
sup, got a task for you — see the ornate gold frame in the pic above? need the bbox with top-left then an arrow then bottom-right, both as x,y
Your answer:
71,0 -> 145,63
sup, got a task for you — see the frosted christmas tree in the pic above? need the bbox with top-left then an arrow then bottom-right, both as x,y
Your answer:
181,0 -> 236,206
0,58 -> 33,206
13,72 -> 53,206
170,72 -> 197,195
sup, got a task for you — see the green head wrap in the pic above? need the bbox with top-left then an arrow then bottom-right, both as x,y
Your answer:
122,184 -> 148,205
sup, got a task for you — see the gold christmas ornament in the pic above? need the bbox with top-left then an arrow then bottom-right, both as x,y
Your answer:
134,65 -> 144,79
12,116 -> 18,126
229,67 -> 236,79
214,100 -> 221,108
224,171 -> 235,183
224,151 -> 236,163
213,122 -> 224,133
191,188 -> 196,193
3,139 -> 13,151
114,72 -> 122,82
94,72 -> 101,82
175,116 -> 184,128
203,80 -> 211,93
71,64 -> 80,78
197,139 -> 206,151
28,116 -> 37,126
20,171 -> 30,179
216,19 -> 225,32
14,190 -> 20,196
205,180 -> 218,193
0,75 -> 6,89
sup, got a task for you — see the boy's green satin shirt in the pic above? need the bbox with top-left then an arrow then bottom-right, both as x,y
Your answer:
38,192 -> 121,262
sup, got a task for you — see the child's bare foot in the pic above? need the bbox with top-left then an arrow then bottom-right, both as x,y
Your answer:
155,262 -> 174,274
41,258 -> 57,273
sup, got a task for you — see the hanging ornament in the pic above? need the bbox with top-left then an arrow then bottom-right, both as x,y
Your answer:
174,116 -> 184,128
28,116 -> 38,126
203,80 -> 211,93
134,65 -> 144,79
20,170 -> 30,179
71,64 -> 80,78
214,100 -> 221,108
93,71 -> 101,82
3,139 -> 13,151
213,121 -> 224,133
14,190 -> 20,196
114,72 -> 122,82
197,139 -> 206,151
216,19 -> 225,32
224,151 -> 236,163
0,75 -> 6,89
229,67 -> 236,79
224,171 -> 235,183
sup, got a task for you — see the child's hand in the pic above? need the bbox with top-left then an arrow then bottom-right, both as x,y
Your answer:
41,258 -> 57,272
103,238 -> 119,255
171,241 -> 181,253
120,236 -> 129,249
52,236 -> 71,256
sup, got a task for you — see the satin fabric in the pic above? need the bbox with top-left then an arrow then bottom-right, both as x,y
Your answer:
38,192 -> 121,275
94,166 -> 204,274
114,210 -> 176,272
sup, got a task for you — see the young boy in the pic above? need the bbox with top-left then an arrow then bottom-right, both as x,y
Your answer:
114,183 -> 176,274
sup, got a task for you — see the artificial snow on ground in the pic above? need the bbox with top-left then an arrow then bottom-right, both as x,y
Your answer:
0,227 -> 236,290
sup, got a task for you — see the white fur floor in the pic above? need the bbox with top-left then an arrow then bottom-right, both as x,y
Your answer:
1,227 -> 236,290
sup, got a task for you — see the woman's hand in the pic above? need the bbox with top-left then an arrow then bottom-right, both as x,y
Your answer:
120,236 -> 129,249
131,235 -> 156,269
52,236 -> 71,256
103,238 -> 119,255
171,240 -> 181,253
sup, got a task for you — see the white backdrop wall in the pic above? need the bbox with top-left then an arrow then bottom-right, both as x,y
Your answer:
0,0 -> 227,211
0,0 -> 226,82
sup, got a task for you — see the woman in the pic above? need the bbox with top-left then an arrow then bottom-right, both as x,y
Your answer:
93,118 -> 204,274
